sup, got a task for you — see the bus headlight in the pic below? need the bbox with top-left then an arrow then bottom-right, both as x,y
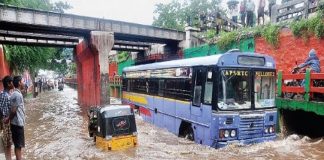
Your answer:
269,126 -> 275,133
264,125 -> 275,134
230,130 -> 236,137
224,130 -> 230,138
220,129 -> 237,139
264,128 -> 269,133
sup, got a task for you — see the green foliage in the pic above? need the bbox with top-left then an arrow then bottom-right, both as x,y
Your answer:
209,27 -> 255,50
4,45 -> 55,74
205,29 -> 217,40
117,51 -> 130,63
0,0 -> 71,13
319,0 -> 324,18
217,31 -> 239,50
260,24 -> 280,48
315,21 -> 324,39
69,63 -> 76,75
290,15 -> 324,41
316,0 -> 324,39
153,0 -> 222,30
153,1 -> 185,31
290,19 -> 308,38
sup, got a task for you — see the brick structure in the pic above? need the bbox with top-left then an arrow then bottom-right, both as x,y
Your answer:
255,30 -> 324,74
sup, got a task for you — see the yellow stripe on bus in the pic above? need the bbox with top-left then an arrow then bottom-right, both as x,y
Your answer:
123,93 -> 148,105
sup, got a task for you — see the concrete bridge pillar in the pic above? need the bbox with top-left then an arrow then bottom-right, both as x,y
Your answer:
75,31 -> 114,107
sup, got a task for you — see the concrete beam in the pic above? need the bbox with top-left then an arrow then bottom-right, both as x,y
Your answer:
0,30 -> 80,43
0,36 -> 78,47
114,40 -> 154,47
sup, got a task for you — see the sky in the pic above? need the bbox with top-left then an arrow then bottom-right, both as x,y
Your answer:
53,0 -> 280,26
53,0 -> 172,25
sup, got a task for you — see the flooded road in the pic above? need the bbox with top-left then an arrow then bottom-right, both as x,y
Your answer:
24,86 -> 324,160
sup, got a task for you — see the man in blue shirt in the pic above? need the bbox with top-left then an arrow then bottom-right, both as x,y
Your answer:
0,75 -> 14,160
296,49 -> 321,73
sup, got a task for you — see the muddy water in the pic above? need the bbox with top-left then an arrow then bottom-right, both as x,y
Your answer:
24,86 -> 324,160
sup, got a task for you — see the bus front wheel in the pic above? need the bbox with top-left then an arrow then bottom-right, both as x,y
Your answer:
184,127 -> 194,141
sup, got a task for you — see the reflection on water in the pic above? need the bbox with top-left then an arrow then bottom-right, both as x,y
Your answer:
24,86 -> 324,160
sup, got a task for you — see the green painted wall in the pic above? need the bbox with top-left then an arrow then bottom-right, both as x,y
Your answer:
184,37 -> 255,58
118,58 -> 135,75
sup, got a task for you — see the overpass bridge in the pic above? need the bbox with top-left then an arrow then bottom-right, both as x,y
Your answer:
0,3 -> 189,107
0,3 -> 185,49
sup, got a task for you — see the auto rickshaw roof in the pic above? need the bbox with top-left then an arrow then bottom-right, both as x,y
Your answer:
100,105 -> 133,118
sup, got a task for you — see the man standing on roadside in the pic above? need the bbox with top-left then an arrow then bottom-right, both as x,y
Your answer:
246,0 -> 255,27
258,0 -> 266,25
240,0 -> 247,26
0,76 -> 14,160
5,76 -> 25,160
268,0 -> 276,18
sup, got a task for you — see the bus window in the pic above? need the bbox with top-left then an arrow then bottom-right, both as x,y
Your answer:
122,79 -> 127,91
148,79 -> 158,95
203,68 -> 213,104
218,70 -> 251,110
193,68 -> 205,107
254,71 -> 276,108
158,79 -> 164,96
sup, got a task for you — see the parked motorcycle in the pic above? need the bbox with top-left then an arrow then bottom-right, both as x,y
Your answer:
284,65 -> 324,100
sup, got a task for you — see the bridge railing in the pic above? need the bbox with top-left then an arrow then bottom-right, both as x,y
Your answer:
109,75 -> 122,86
64,78 -> 77,85
277,69 -> 324,101
271,0 -> 321,23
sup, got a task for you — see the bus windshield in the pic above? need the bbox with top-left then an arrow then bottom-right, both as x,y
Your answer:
218,69 -> 251,110
254,71 -> 276,108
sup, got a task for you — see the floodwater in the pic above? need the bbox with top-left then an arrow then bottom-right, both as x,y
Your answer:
24,86 -> 324,160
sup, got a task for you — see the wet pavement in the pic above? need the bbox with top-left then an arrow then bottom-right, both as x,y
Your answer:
1,86 -> 322,160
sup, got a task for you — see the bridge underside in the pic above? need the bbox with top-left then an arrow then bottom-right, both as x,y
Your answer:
277,98 -> 324,138
279,109 -> 324,138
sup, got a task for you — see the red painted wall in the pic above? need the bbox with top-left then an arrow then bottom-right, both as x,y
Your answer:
109,62 -> 117,77
255,30 -> 324,74
75,41 -> 100,107
0,45 -> 11,90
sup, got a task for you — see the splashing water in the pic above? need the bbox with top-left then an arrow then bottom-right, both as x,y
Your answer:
24,86 -> 324,160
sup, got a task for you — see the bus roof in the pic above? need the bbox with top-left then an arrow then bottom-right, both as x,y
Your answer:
123,52 -> 275,72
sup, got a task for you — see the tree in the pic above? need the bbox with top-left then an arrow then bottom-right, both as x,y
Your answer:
0,0 -> 71,13
4,46 -> 56,75
1,0 -> 72,77
153,0 -> 223,31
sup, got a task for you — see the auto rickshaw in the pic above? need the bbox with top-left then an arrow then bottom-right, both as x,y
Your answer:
58,82 -> 64,91
88,105 -> 137,151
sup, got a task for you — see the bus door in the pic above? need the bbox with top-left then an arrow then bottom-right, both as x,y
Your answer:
191,67 -> 207,116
